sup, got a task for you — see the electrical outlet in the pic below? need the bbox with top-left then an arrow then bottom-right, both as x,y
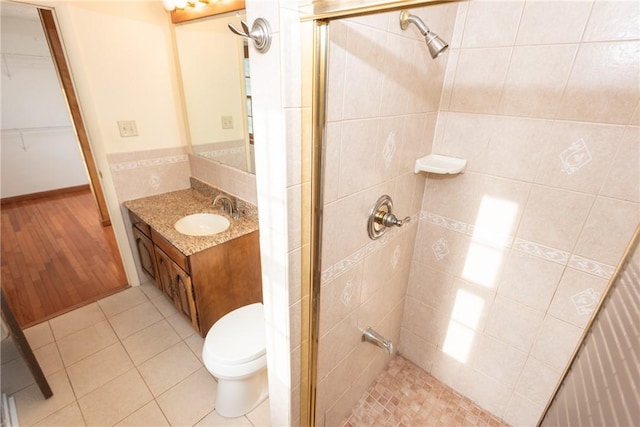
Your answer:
221,116 -> 234,129
118,120 -> 138,137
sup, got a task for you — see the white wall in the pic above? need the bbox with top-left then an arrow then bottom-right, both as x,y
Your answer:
0,8 -> 88,197
41,0 -> 190,286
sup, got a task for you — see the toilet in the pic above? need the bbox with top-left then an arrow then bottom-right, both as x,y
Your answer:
202,302 -> 268,418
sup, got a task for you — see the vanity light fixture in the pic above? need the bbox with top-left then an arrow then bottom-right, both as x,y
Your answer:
162,0 -> 210,12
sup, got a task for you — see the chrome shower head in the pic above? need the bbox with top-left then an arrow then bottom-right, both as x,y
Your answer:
400,10 -> 449,59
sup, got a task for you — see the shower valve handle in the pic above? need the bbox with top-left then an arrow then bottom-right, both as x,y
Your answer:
374,211 -> 411,228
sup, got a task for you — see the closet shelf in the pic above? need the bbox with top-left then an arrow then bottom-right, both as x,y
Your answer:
414,154 -> 467,175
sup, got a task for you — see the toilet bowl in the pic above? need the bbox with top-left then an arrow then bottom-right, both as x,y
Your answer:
202,302 -> 268,418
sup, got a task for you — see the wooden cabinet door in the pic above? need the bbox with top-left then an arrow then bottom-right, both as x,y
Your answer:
154,246 -> 199,333
172,267 -> 199,333
153,247 -> 175,299
132,227 -> 158,284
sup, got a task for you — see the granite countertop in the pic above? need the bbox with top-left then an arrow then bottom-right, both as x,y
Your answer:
124,188 -> 258,256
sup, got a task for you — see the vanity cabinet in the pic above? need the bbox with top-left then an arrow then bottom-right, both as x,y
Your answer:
154,246 -> 199,330
128,210 -> 262,337
132,226 -> 156,281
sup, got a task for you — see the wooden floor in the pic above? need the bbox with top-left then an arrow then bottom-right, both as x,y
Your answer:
1,190 -> 129,328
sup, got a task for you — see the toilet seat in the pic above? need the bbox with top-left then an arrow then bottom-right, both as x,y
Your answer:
203,303 -> 266,378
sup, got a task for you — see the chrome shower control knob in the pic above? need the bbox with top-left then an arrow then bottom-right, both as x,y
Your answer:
374,211 -> 411,228
367,195 -> 411,240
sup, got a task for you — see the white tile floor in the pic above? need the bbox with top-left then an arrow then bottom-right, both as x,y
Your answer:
1,284 -> 271,426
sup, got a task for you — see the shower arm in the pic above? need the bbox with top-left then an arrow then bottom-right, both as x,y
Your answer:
400,11 -> 432,36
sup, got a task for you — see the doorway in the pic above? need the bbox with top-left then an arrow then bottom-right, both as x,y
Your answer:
0,3 -> 128,328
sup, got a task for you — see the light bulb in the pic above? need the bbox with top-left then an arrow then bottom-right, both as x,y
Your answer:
162,0 -> 176,11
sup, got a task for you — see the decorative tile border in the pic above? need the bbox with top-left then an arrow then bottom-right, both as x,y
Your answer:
420,211 -> 615,280
110,154 -> 188,172
512,238 -> 570,266
321,214 -> 418,284
568,255 -> 615,280
198,147 -> 245,159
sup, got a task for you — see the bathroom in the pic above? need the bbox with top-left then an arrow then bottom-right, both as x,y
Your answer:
1,0 -> 638,426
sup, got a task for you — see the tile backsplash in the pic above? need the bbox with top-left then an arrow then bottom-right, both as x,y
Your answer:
106,148 -> 257,206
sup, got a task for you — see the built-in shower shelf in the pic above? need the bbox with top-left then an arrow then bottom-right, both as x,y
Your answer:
414,154 -> 467,175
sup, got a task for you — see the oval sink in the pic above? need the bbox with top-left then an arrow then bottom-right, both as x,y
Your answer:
174,213 -> 230,236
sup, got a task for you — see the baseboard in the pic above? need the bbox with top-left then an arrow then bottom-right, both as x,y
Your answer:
1,184 -> 90,206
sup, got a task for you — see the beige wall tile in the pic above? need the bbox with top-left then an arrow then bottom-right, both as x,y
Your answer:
470,333 -> 527,389
516,1 -> 592,45
453,365 -> 512,418
517,185 -> 594,252
326,21 -> 348,123
515,356 -> 562,406
582,0 -> 640,42
322,263 -> 363,335
156,368 -> 217,426
497,250 -> 564,312
535,121 -> 626,194
548,268 -> 608,328
449,47 -> 512,114
484,295 -> 545,353
574,196 -> 640,266
461,1 -> 524,48
317,313 -> 360,381
503,393 -> 544,427
342,23 -> 387,120
66,342 -> 134,398
406,42 -> 448,114
485,116 -> 552,181
402,296 -> 446,347
400,113 -> 436,175
379,32 -> 415,116
557,41 -> 640,124
530,315 -> 583,371
407,261 -> 454,309
78,369 -> 153,426
600,126 -> 640,202
399,327 -> 437,372
413,221 -> 471,278
337,118 -> 379,197
432,112 -> 494,173
499,45 -> 577,119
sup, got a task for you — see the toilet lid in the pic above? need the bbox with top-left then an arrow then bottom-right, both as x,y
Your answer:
204,303 -> 266,365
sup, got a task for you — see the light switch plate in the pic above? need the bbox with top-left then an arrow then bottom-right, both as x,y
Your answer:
118,120 -> 138,137
221,116 -> 233,129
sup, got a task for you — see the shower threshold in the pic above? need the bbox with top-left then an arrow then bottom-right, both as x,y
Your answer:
341,355 -> 509,427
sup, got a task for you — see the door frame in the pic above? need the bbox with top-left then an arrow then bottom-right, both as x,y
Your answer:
38,8 -> 111,226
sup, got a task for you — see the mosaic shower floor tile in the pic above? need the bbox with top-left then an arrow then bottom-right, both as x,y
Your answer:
341,355 -> 510,427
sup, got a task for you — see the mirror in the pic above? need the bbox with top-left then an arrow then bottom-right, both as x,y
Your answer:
174,10 -> 255,174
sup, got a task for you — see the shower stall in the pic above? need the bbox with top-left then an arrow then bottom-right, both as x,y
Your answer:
307,1 -> 640,426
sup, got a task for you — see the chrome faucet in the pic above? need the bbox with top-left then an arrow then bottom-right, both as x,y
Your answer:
362,327 -> 394,355
213,195 -> 238,219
